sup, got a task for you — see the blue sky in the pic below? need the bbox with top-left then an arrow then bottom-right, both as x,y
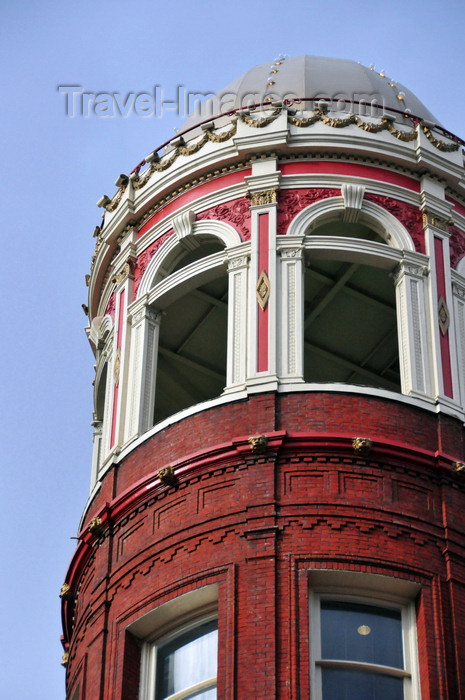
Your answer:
0,1 -> 463,698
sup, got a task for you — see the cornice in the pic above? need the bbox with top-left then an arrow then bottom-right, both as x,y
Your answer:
63,424 -> 465,645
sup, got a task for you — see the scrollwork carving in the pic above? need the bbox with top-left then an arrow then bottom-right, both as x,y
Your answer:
277,188 -> 340,234
133,231 -> 173,297
196,197 -> 251,240
365,195 -> 424,253
449,225 -> 465,269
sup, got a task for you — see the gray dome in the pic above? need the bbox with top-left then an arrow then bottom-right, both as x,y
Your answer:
181,55 -> 439,134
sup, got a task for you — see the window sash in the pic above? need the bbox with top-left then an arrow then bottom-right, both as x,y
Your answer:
310,590 -> 419,700
139,615 -> 217,700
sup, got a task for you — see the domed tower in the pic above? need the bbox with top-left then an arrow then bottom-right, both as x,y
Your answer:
61,56 -> 465,700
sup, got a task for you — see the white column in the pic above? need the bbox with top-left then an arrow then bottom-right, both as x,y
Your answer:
452,275 -> 465,410
394,256 -> 432,399
225,251 -> 249,392
90,419 -> 103,486
100,343 -> 114,460
125,302 -> 162,439
278,239 -> 304,383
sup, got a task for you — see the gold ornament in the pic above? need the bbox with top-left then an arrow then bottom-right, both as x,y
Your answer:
248,435 -> 269,453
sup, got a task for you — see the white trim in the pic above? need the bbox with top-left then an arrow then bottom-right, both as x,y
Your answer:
287,196 -> 416,251
133,586 -> 218,700
309,570 -> 421,700
137,220 -> 241,299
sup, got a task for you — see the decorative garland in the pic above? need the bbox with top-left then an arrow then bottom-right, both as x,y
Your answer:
101,106 -> 460,213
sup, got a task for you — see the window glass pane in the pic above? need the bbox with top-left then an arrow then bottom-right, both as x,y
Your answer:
156,620 -> 217,699
322,667 -> 404,700
186,689 -> 216,700
321,602 -> 403,669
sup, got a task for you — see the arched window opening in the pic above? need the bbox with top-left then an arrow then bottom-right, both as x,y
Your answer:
95,363 -> 108,422
303,222 -> 400,392
308,220 -> 386,244
154,236 -> 225,285
153,274 -> 228,424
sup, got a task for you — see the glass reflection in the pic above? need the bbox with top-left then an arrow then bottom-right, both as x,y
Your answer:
156,620 -> 217,700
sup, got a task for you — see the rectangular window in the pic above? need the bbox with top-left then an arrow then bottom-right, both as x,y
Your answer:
309,571 -> 420,700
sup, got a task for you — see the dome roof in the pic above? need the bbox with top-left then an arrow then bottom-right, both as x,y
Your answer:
181,55 -> 439,134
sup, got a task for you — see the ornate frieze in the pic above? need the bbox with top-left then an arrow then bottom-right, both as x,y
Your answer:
280,247 -> 303,259
452,281 -> 465,300
196,197 -> 251,240
132,231 -> 173,298
277,188 -> 340,234
96,106 -> 460,220
365,194 -> 425,253
449,225 -> 465,268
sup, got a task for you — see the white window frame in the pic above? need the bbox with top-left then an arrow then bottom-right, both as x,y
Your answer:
139,613 -> 218,700
309,571 -> 421,700
131,585 -> 218,700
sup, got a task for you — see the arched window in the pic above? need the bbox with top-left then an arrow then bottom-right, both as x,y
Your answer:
154,272 -> 228,424
303,221 -> 400,392
151,237 -> 228,425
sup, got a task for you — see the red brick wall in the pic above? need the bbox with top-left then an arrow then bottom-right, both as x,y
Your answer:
64,392 -> 465,699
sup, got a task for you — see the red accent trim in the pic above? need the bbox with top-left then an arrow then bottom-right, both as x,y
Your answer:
280,162 -> 420,192
257,213 -> 269,372
446,195 -> 465,218
61,425 -> 459,644
434,237 -> 453,398
137,170 -> 252,238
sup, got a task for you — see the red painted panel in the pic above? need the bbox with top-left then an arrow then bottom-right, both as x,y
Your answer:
434,237 -> 453,398
280,161 -> 420,192
137,169 -> 252,237
446,195 -> 465,218
257,213 -> 269,372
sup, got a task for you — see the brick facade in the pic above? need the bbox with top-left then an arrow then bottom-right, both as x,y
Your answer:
63,392 -> 465,699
